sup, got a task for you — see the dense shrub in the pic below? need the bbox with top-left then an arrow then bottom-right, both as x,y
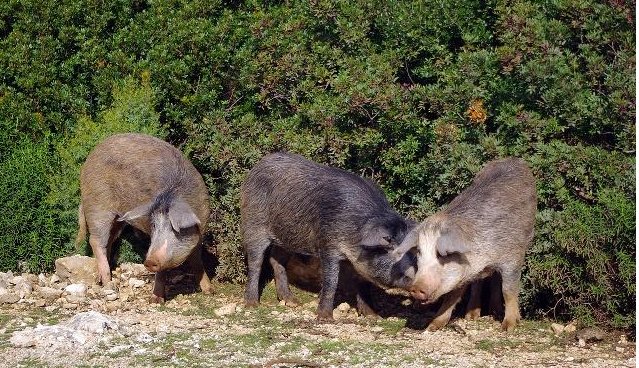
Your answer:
0,138 -> 64,272
0,0 -> 634,330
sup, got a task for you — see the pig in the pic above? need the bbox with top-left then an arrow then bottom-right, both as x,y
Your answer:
392,157 -> 536,331
75,133 -> 213,303
240,152 -> 417,320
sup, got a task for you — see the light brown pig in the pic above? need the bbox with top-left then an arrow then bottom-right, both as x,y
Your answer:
393,158 -> 536,331
76,133 -> 212,302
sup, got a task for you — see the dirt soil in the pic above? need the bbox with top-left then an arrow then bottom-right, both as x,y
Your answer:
0,274 -> 635,368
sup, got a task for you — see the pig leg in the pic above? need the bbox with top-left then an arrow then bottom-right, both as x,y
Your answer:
489,272 -> 504,319
465,279 -> 482,320
187,247 -> 213,295
316,250 -> 340,321
87,218 -> 115,285
150,270 -> 166,304
427,285 -> 467,331
356,282 -> 378,317
89,234 -> 111,285
105,222 -> 124,271
500,269 -> 521,332
244,237 -> 270,307
269,248 -> 299,306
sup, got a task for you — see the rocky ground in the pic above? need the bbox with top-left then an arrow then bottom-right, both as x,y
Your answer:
0,255 -> 635,368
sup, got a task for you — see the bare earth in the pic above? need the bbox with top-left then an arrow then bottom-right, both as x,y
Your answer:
0,275 -> 635,368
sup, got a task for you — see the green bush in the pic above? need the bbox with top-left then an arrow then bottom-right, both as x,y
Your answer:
0,0 -> 634,331
0,137 -> 65,272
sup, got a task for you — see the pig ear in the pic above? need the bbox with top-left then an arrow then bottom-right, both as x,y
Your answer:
435,222 -> 470,256
391,227 -> 419,260
118,202 -> 153,223
360,226 -> 392,250
168,198 -> 201,232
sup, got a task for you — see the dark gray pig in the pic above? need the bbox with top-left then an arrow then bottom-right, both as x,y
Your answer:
76,133 -> 212,302
393,157 -> 536,331
241,152 -> 416,320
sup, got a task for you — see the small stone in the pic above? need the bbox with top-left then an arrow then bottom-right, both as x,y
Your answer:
105,301 -> 121,312
278,300 -> 286,306
619,335 -> 627,344
66,295 -> 87,304
35,299 -> 46,307
39,287 -> 63,301
15,280 -> 33,299
214,303 -> 237,317
66,311 -> 119,333
10,332 -> 37,347
551,323 -> 565,334
575,327 -> 605,343
37,273 -> 47,286
578,338 -> 586,347
55,255 -> 97,284
62,302 -> 78,310
0,271 -> 12,289
44,305 -> 58,313
0,290 -> 20,304
616,346 -> 625,353
128,278 -> 145,288
371,326 -> 384,333
336,302 -> 351,313
119,263 -> 148,277
9,275 -> 25,285
65,283 -> 87,297
564,322 -> 577,333
105,294 -> 118,301
50,274 -> 60,284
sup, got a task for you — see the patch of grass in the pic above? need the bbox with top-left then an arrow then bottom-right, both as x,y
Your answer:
16,359 -> 48,368
375,318 -> 407,335
0,314 -> 11,328
517,319 -> 551,333
475,338 -> 520,352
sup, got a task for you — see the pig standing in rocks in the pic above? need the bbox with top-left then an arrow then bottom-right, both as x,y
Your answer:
76,133 -> 212,303
393,158 -> 536,331
241,152 -> 417,320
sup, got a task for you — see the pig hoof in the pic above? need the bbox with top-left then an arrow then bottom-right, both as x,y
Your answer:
201,287 -> 214,295
501,320 -> 516,332
316,315 -> 334,323
149,295 -> 165,304
316,310 -> 334,322
426,321 -> 446,331
357,305 -> 378,318
245,300 -> 259,308
465,308 -> 481,320
282,296 -> 300,307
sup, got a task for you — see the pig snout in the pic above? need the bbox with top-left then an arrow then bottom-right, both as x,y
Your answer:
408,272 -> 441,302
143,258 -> 161,272
409,286 -> 428,300
144,240 -> 169,272
409,282 -> 432,301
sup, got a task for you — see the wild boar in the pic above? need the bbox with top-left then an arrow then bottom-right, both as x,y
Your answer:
393,157 -> 536,331
75,133 -> 212,302
241,152 -> 416,320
